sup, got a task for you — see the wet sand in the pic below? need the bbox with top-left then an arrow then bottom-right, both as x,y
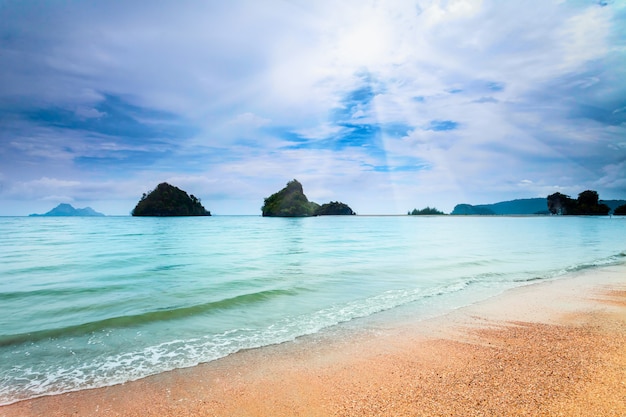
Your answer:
2,265 -> 625,417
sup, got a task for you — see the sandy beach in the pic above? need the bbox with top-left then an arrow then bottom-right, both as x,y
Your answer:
2,264 -> 625,417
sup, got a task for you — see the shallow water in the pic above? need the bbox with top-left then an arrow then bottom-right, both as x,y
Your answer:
1,215 -> 624,404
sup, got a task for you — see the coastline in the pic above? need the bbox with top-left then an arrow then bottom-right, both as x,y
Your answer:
2,264 -> 625,416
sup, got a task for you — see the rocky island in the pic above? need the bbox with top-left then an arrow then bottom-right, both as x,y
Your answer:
30,203 -> 105,217
261,179 -> 355,217
262,179 -> 319,217
316,201 -> 356,216
132,182 -> 211,216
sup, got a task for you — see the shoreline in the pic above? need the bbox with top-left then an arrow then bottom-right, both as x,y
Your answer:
2,264 -> 625,416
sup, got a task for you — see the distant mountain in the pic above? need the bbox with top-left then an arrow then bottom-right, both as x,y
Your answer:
451,197 -> 626,215
451,198 -> 550,215
30,203 -> 105,217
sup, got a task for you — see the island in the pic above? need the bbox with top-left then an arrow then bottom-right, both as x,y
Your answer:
131,182 -> 211,216
261,179 -> 355,217
29,203 -> 105,217
547,190 -> 610,215
408,207 -> 445,215
316,201 -> 356,216
262,179 -> 318,217
450,193 -> 625,215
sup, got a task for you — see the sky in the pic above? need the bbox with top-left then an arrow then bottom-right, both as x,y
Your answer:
1,0 -> 625,215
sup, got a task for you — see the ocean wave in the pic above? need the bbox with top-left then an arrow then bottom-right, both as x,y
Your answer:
511,251 -> 626,283
0,285 -> 128,301
559,252 -> 626,273
0,279 -> 475,405
0,288 -> 302,347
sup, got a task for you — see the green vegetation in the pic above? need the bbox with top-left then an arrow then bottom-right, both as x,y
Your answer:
262,179 -> 318,217
261,179 -> 356,217
316,201 -> 356,216
547,190 -> 610,215
614,204 -> 626,215
408,207 -> 445,215
132,182 -> 211,216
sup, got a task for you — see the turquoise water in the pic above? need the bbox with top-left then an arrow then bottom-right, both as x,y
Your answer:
1,215 -> 625,404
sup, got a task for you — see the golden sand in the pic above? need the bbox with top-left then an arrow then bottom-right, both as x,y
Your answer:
2,267 -> 625,417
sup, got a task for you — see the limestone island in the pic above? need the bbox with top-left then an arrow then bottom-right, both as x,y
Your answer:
30,203 -> 105,217
132,182 -> 211,216
262,179 -> 355,217
316,201 -> 356,216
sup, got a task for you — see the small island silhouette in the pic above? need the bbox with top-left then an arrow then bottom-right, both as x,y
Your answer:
30,203 -> 105,217
547,190 -> 610,215
132,183 -> 211,216
316,201 -> 356,216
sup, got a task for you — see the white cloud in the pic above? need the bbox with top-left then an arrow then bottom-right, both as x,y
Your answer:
292,123 -> 345,140
5,177 -> 79,200
557,6 -> 612,70
227,112 -> 271,128
74,106 -> 106,119
0,0 -> 624,215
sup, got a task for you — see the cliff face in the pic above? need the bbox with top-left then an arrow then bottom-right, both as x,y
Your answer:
261,180 -> 318,217
132,183 -> 211,216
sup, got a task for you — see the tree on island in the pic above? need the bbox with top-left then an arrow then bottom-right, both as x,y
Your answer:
132,182 -> 211,216
547,192 -> 576,215
408,207 -> 445,215
547,190 -> 609,215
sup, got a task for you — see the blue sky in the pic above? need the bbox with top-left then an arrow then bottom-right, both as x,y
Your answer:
1,0 -> 625,215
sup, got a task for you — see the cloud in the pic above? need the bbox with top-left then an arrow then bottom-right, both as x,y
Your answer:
228,113 -> 272,128
74,106 -> 106,120
0,0 -> 625,214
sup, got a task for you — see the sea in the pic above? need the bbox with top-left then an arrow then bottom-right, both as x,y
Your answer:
1,215 -> 625,405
